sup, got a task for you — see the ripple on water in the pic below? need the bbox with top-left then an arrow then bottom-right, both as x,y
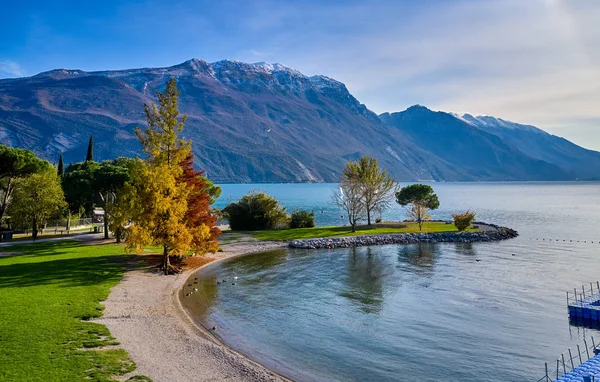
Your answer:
182,183 -> 600,381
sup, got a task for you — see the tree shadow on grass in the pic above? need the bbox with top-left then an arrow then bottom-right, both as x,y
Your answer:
0,240 -> 100,257
0,252 -> 141,288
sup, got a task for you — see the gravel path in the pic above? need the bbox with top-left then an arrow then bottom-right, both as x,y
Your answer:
94,241 -> 287,382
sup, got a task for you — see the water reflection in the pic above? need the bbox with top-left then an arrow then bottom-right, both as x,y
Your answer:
396,243 -> 439,277
221,249 -> 288,287
182,273 -> 219,318
453,241 -> 477,256
339,247 -> 386,313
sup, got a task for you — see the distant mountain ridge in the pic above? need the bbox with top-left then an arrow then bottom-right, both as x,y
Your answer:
0,59 -> 598,182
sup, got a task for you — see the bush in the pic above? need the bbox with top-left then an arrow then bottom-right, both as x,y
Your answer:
223,191 -> 288,231
290,210 -> 315,229
452,210 -> 476,231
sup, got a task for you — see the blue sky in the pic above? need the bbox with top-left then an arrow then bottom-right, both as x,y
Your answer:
2,0 -> 600,149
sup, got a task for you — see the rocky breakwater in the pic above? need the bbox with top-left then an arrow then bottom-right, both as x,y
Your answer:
288,227 -> 518,250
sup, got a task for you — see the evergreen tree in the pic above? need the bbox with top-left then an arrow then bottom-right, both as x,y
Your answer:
93,161 -> 131,240
396,184 -> 440,231
57,154 -> 64,178
86,135 -> 94,162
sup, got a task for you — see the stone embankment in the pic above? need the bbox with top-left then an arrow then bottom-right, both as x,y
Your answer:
288,225 -> 518,250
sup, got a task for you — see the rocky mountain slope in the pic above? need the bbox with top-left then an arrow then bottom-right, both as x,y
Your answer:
380,106 -> 569,181
0,59 -> 598,182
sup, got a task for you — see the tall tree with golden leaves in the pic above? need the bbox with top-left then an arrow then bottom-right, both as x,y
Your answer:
126,78 -> 198,274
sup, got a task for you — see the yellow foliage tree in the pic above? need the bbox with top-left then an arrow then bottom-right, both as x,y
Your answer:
125,78 -> 199,274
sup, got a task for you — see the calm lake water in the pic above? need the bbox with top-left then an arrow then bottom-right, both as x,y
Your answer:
184,182 -> 600,381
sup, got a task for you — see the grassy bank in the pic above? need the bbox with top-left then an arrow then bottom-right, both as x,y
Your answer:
249,221 -> 472,241
0,241 -> 145,381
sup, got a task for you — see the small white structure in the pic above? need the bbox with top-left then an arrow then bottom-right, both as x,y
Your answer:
93,208 -> 105,223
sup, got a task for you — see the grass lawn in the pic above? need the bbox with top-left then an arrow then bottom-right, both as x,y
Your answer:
249,221 -> 474,241
10,227 -> 95,241
0,241 -> 146,381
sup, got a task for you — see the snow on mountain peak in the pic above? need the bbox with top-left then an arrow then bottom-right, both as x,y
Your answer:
456,113 -> 546,134
308,75 -> 345,90
251,62 -> 304,76
209,60 -> 304,77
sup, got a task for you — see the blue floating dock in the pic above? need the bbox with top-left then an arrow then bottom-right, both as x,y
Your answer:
567,283 -> 600,324
555,352 -> 600,382
568,295 -> 600,321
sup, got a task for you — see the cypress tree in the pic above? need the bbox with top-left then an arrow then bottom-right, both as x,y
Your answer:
57,154 -> 64,177
86,135 -> 94,162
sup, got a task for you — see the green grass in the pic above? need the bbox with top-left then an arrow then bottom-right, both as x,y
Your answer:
249,221 -> 474,241
8,231 -> 95,243
0,241 -> 146,381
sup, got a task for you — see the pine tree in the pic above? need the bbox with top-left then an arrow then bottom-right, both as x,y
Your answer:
86,135 -> 94,162
57,154 -> 64,178
125,78 -> 202,274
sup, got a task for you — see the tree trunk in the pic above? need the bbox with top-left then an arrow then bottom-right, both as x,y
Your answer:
101,192 -> 109,240
162,246 -> 170,275
351,222 -> 356,233
115,228 -> 121,244
103,212 -> 109,240
32,216 -> 38,241
0,178 -> 13,228
367,208 -> 371,226
66,212 -> 71,232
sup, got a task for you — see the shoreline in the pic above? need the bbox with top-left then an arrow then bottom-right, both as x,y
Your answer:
95,241 -> 288,382
288,223 -> 519,249
97,223 -> 517,381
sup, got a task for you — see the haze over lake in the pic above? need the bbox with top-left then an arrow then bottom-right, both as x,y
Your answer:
185,182 -> 600,381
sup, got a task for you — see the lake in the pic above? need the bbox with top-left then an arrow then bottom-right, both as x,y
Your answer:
185,182 -> 600,381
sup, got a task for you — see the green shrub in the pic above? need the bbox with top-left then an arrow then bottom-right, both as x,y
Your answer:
290,209 -> 315,229
223,191 -> 288,231
452,210 -> 476,231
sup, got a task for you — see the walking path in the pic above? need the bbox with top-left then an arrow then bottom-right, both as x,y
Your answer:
94,241 -> 288,382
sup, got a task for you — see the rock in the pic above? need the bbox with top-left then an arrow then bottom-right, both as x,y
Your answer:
287,224 -> 518,250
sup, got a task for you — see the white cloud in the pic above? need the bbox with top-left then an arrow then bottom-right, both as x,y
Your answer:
0,60 -> 25,78
250,0 -> 600,148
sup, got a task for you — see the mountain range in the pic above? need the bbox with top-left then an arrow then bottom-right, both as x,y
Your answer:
0,58 -> 598,182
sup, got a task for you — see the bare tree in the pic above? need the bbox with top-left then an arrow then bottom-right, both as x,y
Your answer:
332,179 -> 366,232
343,156 -> 397,225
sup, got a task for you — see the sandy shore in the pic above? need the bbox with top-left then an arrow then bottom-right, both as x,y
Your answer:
95,241 -> 287,382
